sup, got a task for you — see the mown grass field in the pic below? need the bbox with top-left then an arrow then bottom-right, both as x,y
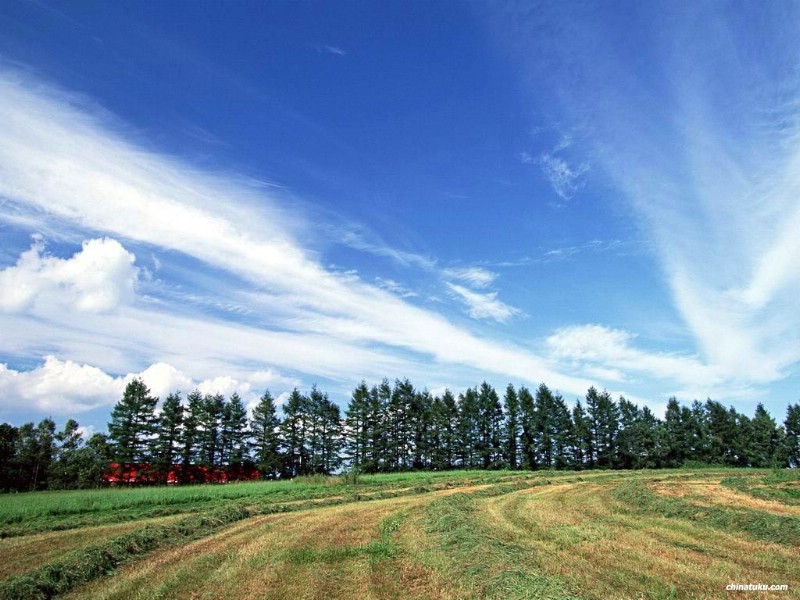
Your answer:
1,469 -> 797,599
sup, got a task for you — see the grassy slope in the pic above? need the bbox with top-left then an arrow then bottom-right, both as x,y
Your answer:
1,469 -> 798,599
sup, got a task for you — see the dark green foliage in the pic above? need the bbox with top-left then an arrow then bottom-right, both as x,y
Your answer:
6,376 -> 799,494
457,386 -> 479,468
152,392 -> 183,478
430,390 -> 458,471
108,379 -> 158,464
180,389 -> 203,475
344,381 -> 370,472
476,382 -> 504,469
783,403 -> 800,467
570,400 -> 591,469
518,386 -> 536,469
0,424 -> 18,492
48,419 -> 82,490
221,392 -> 249,467
12,419 -> 56,491
280,388 -> 307,477
251,390 -> 281,477
585,387 -> 618,468
504,384 -> 520,469
749,403 -> 779,467
198,393 -> 224,468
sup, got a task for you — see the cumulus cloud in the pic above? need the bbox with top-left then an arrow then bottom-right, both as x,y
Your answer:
0,356 -> 124,414
0,355 -> 300,418
137,363 -> 194,400
0,237 -> 138,313
447,283 -> 520,323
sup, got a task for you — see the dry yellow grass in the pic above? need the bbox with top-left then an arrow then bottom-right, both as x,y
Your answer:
651,480 -> 800,517
47,471 -> 799,600
479,477 -> 799,599
66,494 -> 461,600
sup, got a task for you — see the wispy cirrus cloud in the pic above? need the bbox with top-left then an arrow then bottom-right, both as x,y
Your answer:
446,283 -> 520,323
442,266 -> 497,289
491,2 -> 800,393
0,66 -> 598,416
315,44 -> 346,56
521,146 -> 588,201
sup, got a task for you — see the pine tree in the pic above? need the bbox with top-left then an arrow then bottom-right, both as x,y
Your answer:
535,384 -> 556,469
750,403 -> 779,467
317,397 -> 343,475
476,382 -> 503,469
615,397 -> 640,469
251,390 -> 281,478
504,384 -> 520,469
222,393 -> 249,467
410,389 -> 433,469
388,379 -> 415,470
108,379 -> 158,464
571,400 -> 591,470
280,388 -> 308,476
199,393 -> 225,468
585,388 -> 618,468
368,381 -> 392,472
551,393 -> 574,469
664,397 -> 688,467
153,392 -> 183,478
518,386 -> 537,469
344,382 -> 371,471
181,390 -> 203,477
782,403 -> 800,467
457,387 -> 479,468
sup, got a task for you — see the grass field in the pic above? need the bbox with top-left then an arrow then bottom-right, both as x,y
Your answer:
1,469 -> 797,599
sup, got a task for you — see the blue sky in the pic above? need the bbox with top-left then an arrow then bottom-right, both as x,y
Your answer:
1,1 -> 799,432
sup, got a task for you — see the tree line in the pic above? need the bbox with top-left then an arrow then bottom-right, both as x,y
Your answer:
1,377 -> 799,491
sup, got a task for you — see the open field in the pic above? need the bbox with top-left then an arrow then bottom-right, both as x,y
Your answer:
1,469 -> 797,599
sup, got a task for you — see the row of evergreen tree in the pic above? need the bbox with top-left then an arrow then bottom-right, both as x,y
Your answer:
2,377 -> 799,491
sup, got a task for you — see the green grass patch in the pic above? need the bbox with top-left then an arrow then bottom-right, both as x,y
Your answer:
721,469 -> 800,506
0,503 -> 251,600
423,493 -> 578,600
613,480 -> 800,546
282,511 -> 404,566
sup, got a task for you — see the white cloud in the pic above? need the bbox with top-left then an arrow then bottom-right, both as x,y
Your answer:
537,152 -> 588,200
447,283 -> 520,323
315,45 -> 346,56
492,4 -> 800,402
0,67 -> 604,413
546,324 -> 729,393
443,266 -> 497,289
0,355 -> 301,418
0,356 -> 124,414
374,277 -> 418,298
0,237 -> 138,313
137,363 -> 194,400
340,230 -> 437,270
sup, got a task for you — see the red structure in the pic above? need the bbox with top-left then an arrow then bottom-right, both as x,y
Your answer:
102,463 -> 260,486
